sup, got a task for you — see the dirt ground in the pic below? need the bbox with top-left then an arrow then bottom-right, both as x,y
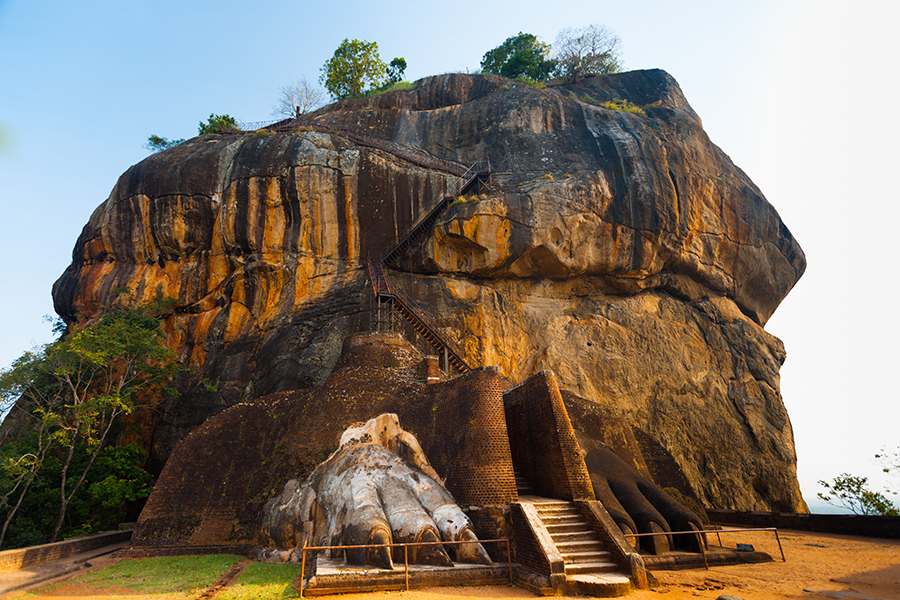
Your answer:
9,529 -> 900,600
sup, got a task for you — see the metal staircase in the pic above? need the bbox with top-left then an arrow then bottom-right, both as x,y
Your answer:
367,261 -> 471,373
382,159 -> 491,267
365,158 -> 491,374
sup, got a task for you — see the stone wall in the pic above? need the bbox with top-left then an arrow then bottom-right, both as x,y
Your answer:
0,531 -> 131,571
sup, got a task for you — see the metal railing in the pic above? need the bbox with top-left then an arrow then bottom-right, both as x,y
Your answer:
297,537 -> 512,597
388,281 -> 471,372
624,526 -> 785,570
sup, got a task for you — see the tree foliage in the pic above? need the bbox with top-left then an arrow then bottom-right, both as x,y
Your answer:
143,135 -> 185,153
0,306 -> 183,547
553,24 -> 622,83
480,32 -> 556,81
198,113 -> 239,135
876,446 -> 899,496
272,77 -> 326,118
320,38 -> 387,100
387,57 -> 407,84
817,473 -> 899,516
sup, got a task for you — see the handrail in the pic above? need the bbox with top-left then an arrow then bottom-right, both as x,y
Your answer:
298,537 -> 512,597
381,159 -> 490,266
283,118 -> 469,178
623,526 -> 786,569
388,283 -> 471,372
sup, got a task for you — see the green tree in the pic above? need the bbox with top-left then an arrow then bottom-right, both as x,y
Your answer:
0,307 -> 183,545
818,473 -> 899,516
320,38 -> 387,100
387,57 -> 407,83
143,135 -> 185,153
553,24 -> 622,83
480,32 -> 556,81
876,446 -> 899,496
198,114 -> 239,135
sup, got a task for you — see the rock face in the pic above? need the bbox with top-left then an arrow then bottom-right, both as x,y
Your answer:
52,70 -> 807,511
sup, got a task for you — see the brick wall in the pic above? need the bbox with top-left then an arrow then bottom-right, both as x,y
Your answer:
134,334 -> 518,546
509,504 -> 551,574
417,367 -> 518,506
503,371 -> 594,501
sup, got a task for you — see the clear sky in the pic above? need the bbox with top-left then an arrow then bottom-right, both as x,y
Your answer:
1,0 -> 897,512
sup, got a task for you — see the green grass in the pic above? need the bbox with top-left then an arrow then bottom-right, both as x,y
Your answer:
359,80 -> 415,97
218,563 -> 301,599
599,99 -> 646,116
513,76 -> 546,89
71,554 -> 241,596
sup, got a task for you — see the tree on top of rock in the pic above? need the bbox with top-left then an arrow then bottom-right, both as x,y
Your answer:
554,24 -> 622,83
320,38 -> 387,100
480,32 -> 556,82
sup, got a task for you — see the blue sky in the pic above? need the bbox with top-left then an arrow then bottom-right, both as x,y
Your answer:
1,0 -> 898,511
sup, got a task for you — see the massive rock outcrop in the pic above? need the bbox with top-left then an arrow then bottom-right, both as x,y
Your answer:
52,70 -> 806,511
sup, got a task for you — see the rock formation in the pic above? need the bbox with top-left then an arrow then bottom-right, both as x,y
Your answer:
52,69 -> 806,512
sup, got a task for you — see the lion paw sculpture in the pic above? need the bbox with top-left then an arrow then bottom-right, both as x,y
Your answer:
260,413 -> 492,568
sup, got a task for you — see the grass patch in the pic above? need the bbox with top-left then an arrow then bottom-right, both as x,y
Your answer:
72,554 -> 242,596
218,563 -> 301,599
600,99 -> 646,116
359,80 -> 415,97
514,76 -> 546,89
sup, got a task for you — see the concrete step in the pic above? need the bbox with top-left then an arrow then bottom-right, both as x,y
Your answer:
567,572 -> 632,597
550,531 -> 597,544
545,522 -> 591,534
556,539 -> 607,554
540,514 -> 584,524
564,560 -> 619,575
562,550 -> 613,564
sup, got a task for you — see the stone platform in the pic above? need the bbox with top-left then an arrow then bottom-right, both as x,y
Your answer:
303,556 -> 513,596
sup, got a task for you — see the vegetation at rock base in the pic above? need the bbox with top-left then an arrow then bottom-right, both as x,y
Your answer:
320,38 -> 388,100
554,24 -> 622,82
219,563 -> 301,599
481,32 -> 556,81
75,554 -> 242,595
0,305 -> 184,548
272,76 -> 326,118
817,473 -> 899,516
199,113 -> 239,134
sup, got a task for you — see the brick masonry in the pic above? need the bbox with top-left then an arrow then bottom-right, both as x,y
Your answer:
503,371 -> 594,501
134,334 -> 517,546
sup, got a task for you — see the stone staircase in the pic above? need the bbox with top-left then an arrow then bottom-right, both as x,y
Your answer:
532,500 -> 632,596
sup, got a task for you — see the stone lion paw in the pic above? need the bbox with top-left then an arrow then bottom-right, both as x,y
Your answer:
260,414 -> 492,569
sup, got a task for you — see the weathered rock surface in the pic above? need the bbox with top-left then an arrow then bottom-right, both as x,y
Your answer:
52,70 -> 806,511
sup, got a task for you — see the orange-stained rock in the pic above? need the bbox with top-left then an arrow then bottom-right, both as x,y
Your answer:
51,70 -> 806,511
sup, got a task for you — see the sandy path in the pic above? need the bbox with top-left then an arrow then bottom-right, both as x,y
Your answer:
11,529 -> 899,600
